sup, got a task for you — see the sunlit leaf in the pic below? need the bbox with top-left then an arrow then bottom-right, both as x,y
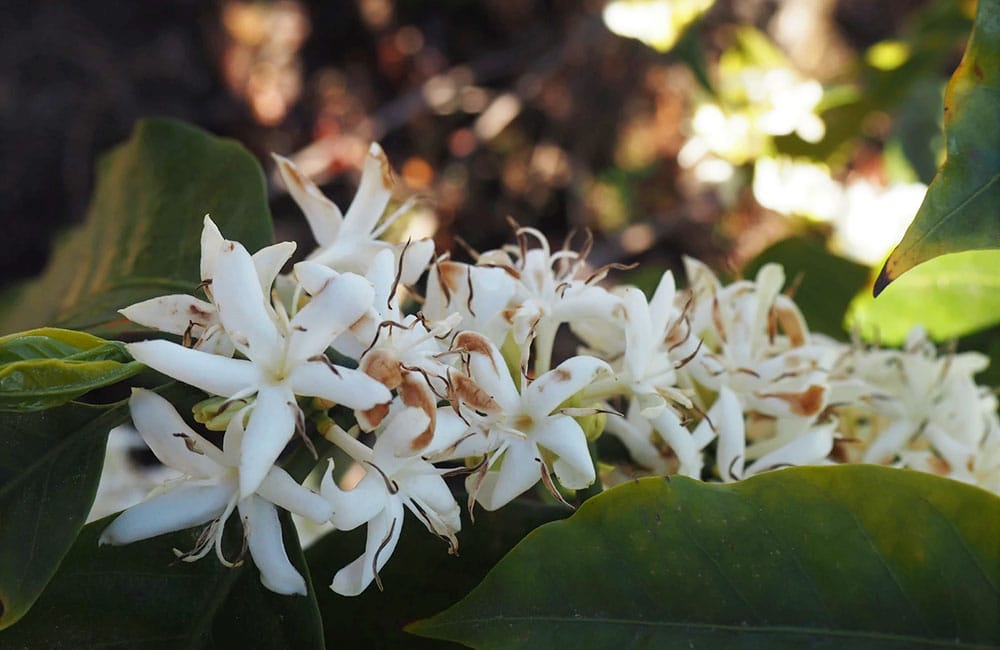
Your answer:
0,118 -> 273,337
848,249 -> 1000,345
409,466 -> 1000,649
0,328 -> 143,412
307,498 -> 567,648
875,0 -> 1000,295
1,514 -> 324,649
743,237 -> 869,340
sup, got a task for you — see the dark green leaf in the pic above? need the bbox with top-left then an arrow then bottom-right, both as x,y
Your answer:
0,401 -> 121,630
0,328 -> 143,412
307,497 -> 567,649
409,466 -> 1000,649
0,118 -> 273,337
875,0 -> 1000,294
848,250 -> 1000,345
1,513 -> 324,649
743,237 -> 870,340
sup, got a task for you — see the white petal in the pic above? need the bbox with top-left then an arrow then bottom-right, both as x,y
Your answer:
239,385 -> 296,498
129,388 -> 226,476
200,216 -> 225,281
651,408 -> 702,478
375,407 -> 432,461
120,295 -> 218,338
212,240 -> 283,365
648,270 -> 678,336
604,410 -> 666,473
710,386 -> 745,482
325,471 -> 389,531
293,260 -> 338,296
257,466 -> 333,523
523,356 -> 611,417
126,340 -> 255,396
286,272 -> 375,366
240,496 -> 307,595
745,424 -> 834,476
251,241 -> 297,294
475,441 -> 541,511
273,153 -> 343,246
425,408 -> 476,457
621,287 -> 653,380
533,415 -> 595,490
455,332 -> 519,413
341,143 -> 394,238
289,362 -> 391,409
397,238 -> 435,286
366,248 -> 398,311
331,499 -> 404,596
99,481 -> 233,545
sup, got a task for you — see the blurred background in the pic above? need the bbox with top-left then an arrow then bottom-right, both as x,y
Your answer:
0,0 -> 973,288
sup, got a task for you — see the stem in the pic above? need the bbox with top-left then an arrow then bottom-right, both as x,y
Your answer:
317,419 -> 373,463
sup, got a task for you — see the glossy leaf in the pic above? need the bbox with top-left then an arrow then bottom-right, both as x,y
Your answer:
409,466 -> 1000,649
307,497 -> 568,649
1,513 -> 324,649
848,249 -> 1000,345
0,328 -> 143,412
743,237 -> 869,340
875,0 -> 1000,295
0,118 -> 273,337
0,401 -> 122,630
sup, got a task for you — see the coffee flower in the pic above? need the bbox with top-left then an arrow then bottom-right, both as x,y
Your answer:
440,331 -> 612,510
119,217 -> 294,356
274,144 -> 433,285
126,237 -> 391,498
100,389 -> 332,595
321,408 -> 461,596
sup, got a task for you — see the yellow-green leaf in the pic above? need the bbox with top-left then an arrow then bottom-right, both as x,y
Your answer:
848,249 -> 1000,345
0,328 -> 143,412
875,0 -> 1000,295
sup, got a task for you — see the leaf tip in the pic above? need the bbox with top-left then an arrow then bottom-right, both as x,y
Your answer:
872,263 -> 893,297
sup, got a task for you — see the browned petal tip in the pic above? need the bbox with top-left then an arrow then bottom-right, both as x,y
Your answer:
872,262 -> 893,297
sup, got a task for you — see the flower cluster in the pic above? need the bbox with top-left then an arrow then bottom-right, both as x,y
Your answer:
102,141 -> 1000,597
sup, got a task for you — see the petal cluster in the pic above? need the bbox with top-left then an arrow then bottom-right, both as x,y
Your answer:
104,142 -> 1000,601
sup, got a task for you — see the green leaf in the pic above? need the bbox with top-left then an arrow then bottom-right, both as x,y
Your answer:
0,328 -> 143,412
1,513 -> 324,649
0,118 -> 273,337
307,498 -> 568,648
847,249 -> 1000,345
409,466 -> 1000,649
0,401 -> 122,630
875,0 -> 1000,295
743,237 -> 870,341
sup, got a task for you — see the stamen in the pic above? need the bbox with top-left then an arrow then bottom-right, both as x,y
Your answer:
364,460 -> 399,495
308,354 -> 342,378
372,517 -> 398,592
538,458 -> 575,509
389,239 -> 410,310
673,338 -> 704,369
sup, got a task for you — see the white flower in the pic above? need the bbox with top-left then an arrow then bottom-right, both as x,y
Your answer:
100,389 -> 332,596
439,331 -> 611,511
423,257 -> 519,345
681,259 -> 836,480
838,327 -> 998,488
126,236 -> 391,498
119,217 -> 294,356
274,144 -> 433,284
321,408 -> 461,596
